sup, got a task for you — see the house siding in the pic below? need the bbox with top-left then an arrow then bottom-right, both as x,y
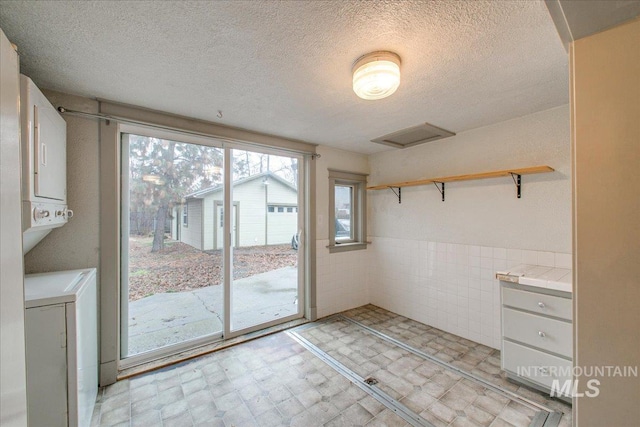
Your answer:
180,199 -> 203,250
183,173 -> 298,251
266,179 -> 298,245
233,178 -> 267,247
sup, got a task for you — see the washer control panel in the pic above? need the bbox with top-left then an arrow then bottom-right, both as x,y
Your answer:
24,201 -> 71,230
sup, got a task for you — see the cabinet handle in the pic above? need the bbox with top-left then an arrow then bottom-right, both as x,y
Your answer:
41,143 -> 47,166
538,331 -> 546,338
538,302 -> 545,309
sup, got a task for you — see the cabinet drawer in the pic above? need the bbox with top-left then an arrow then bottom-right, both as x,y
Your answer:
503,308 -> 572,358
502,287 -> 572,321
502,340 -> 572,395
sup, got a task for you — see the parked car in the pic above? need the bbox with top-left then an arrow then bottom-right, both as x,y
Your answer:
336,219 -> 350,238
291,219 -> 350,250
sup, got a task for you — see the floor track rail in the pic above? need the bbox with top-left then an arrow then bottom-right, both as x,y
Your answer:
287,326 -> 432,427
337,315 -> 554,413
288,315 -> 564,427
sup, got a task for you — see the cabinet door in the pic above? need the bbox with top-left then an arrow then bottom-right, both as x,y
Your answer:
32,94 -> 67,201
73,275 -> 99,427
25,304 -> 68,427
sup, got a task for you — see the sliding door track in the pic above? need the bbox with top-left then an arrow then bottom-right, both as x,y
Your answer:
287,315 -> 563,427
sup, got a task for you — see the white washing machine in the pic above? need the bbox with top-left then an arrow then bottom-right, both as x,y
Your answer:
24,268 -> 98,427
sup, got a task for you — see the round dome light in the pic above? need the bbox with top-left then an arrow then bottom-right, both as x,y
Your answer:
352,51 -> 401,100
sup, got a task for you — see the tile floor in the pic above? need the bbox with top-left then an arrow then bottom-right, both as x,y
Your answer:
341,306 -> 571,416
91,305 -> 571,426
296,316 -> 561,427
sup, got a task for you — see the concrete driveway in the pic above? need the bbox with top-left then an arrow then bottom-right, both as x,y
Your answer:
126,266 -> 298,356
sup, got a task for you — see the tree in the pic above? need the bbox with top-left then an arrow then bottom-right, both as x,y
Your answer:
231,150 -> 298,187
129,142 -> 299,253
128,135 -> 223,252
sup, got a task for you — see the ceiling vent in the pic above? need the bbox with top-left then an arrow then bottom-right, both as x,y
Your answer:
371,122 -> 455,149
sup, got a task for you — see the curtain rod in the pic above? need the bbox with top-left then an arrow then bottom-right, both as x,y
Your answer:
57,107 -> 321,159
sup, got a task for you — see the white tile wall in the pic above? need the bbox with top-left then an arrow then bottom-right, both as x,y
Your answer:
367,237 -> 571,350
315,239 -> 370,319
313,236 -> 571,350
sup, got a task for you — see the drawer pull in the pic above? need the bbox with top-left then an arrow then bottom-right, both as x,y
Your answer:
538,302 -> 546,309
538,331 -> 546,338
538,367 -> 550,375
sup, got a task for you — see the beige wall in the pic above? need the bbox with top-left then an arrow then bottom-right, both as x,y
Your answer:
368,105 -> 571,252
24,90 -> 100,273
367,106 -> 571,348
313,146 -> 371,318
314,145 -> 369,240
572,18 -> 640,425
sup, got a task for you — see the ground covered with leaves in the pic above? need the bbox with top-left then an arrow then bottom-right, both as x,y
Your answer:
128,236 -> 297,301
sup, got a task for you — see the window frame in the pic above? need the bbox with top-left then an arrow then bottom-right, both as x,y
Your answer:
267,204 -> 297,214
182,203 -> 189,227
328,169 -> 368,253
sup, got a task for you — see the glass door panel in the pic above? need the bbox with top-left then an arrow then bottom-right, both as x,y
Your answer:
121,133 -> 224,359
229,149 -> 302,332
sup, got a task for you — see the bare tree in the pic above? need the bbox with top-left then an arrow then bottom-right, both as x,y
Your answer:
128,135 -> 223,252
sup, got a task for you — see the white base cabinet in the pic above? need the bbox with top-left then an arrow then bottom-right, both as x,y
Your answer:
500,282 -> 573,399
24,269 -> 98,427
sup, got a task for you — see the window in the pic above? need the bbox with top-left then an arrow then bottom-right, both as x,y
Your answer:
182,203 -> 188,226
328,169 -> 368,253
267,204 -> 297,214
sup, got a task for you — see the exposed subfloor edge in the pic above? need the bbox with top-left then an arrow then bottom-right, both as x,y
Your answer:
289,315 -> 563,427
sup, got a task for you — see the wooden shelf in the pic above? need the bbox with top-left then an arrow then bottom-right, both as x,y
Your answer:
367,165 -> 554,202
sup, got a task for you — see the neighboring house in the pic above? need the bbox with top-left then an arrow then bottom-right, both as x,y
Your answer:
173,172 -> 298,250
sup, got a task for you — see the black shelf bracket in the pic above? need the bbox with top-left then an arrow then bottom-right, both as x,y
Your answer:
510,173 -> 522,198
433,182 -> 445,201
389,187 -> 401,204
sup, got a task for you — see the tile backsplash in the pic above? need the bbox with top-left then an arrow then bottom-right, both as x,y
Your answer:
313,236 -> 571,350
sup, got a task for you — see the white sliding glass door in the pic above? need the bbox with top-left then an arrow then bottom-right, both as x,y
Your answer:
228,149 -> 303,334
120,132 -> 305,365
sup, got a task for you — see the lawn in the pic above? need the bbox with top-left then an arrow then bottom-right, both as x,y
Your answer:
127,236 -> 297,301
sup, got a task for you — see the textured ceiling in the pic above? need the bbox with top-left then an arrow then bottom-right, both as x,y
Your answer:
0,1 -> 568,154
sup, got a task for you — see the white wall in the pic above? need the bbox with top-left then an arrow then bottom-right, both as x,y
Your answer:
314,145 -> 371,318
0,28 -> 28,426
367,106 -> 571,348
369,105 -> 571,251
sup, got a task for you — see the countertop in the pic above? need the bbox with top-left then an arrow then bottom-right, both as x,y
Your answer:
496,264 -> 572,293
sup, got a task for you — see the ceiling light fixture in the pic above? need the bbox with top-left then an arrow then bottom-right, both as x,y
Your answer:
352,51 -> 401,100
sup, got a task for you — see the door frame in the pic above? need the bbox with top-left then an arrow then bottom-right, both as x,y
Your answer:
117,125 -> 307,369
224,148 -> 306,339
213,201 -> 239,250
